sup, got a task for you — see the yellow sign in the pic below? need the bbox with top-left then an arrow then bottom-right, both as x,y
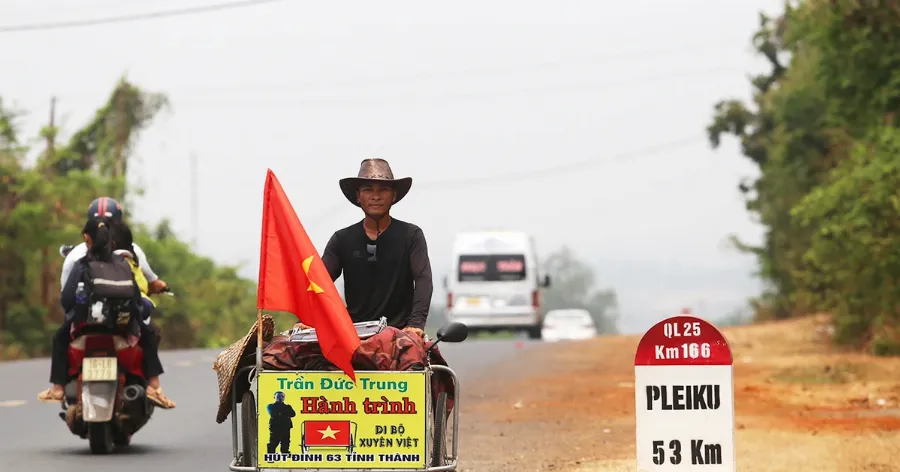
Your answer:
257,371 -> 427,469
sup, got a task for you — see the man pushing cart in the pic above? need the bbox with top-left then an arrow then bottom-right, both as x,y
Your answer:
212,167 -> 468,471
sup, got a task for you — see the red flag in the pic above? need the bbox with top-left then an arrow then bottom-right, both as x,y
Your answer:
301,420 -> 353,447
257,169 -> 360,381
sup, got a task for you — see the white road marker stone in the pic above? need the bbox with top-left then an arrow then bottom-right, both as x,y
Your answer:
634,310 -> 736,471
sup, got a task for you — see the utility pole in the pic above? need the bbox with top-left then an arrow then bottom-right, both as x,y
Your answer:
42,97 -> 57,317
190,152 -> 198,248
48,96 -> 56,153
112,85 -> 128,201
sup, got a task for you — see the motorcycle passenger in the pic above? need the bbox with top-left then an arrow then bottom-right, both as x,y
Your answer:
110,222 -> 158,326
37,219 -> 176,409
61,197 -> 168,298
314,159 -> 433,339
108,221 -> 176,408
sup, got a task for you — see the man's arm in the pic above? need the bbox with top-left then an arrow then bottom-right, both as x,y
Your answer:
407,226 -> 433,330
60,243 -> 86,291
60,253 -> 76,292
60,263 -> 82,313
131,243 -> 159,283
321,232 -> 343,282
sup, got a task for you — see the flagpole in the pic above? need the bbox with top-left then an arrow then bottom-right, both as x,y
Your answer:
256,308 -> 263,369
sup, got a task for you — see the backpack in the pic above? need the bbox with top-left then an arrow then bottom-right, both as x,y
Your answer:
78,256 -> 141,329
114,249 -> 154,307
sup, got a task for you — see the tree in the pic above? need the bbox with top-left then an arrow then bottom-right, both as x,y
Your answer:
706,8 -> 839,319
541,246 -> 619,334
0,78 -> 258,359
708,0 -> 900,354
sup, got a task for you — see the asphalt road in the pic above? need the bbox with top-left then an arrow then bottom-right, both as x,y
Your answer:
0,339 -> 534,471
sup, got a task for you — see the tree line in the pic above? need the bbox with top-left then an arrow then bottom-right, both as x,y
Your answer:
709,1 -> 900,354
0,78 -> 259,359
0,78 -> 620,359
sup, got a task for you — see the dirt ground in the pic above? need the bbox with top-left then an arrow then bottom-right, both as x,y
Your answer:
459,314 -> 900,472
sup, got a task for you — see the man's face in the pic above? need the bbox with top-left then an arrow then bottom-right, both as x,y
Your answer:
357,182 -> 395,218
275,392 -> 285,402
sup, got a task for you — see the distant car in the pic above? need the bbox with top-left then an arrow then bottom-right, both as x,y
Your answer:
541,309 -> 597,342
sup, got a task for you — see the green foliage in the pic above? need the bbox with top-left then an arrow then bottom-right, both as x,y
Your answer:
709,1 -> 900,353
793,126 -> 900,348
0,77 -> 257,359
133,219 -> 259,349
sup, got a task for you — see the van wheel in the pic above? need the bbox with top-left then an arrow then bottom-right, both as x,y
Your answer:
527,326 -> 542,340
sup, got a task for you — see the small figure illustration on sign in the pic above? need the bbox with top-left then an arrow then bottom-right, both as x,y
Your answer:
267,391 -> 297,454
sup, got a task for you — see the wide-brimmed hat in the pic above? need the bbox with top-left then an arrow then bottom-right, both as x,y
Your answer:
211,314 -> 275,424
338,158 -> 413,207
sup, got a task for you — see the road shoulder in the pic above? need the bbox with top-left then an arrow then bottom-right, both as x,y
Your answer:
460,315 -> 900,472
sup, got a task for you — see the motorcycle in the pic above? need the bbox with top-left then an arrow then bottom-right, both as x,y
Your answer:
57,244 -> 173,454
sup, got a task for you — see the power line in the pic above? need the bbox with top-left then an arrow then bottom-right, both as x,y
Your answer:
302,135 -> 704,225
0,0 -> 287,33
166,41 -> 753,90
178,66 -> 746,108
422,135 -> 702,188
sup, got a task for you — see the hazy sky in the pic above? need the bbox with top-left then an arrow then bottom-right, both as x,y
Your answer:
1,0 -> 785,333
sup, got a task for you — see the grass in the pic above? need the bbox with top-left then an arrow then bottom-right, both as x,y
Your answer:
770,362 -> 866,384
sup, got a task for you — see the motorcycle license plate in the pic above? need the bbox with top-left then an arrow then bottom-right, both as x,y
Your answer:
82,357 -> 118,381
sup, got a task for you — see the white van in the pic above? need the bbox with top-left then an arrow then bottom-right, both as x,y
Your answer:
442,231 -> 551,339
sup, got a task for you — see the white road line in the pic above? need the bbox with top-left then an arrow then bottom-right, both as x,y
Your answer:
174,360 -> 195,367
0,400 -> 27,407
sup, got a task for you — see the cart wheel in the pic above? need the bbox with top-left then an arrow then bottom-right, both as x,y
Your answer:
430,391 -> 449,467
240,390 -> 258,467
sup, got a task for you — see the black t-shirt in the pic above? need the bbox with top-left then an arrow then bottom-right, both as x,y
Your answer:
322,218 -> 433,330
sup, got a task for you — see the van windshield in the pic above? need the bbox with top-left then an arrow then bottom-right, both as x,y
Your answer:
457,254 -> 527,282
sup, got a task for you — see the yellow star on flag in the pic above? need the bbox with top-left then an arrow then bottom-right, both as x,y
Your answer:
302,255 -> 324,294
319,425 -> 340,439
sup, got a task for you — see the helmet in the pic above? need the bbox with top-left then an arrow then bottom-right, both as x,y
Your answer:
86,197 -> 123,222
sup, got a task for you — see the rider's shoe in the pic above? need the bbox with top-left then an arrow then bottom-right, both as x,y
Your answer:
37,386 -> 64,403
147,386 -> 176,409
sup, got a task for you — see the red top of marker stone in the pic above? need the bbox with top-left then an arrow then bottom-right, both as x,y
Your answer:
634,315 -> 733,366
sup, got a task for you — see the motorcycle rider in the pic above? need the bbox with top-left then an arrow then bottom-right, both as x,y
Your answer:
314,159 -> 433,338
38,198 -> 175,408
63,198 -> 167,333
60,197 -> 168,297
